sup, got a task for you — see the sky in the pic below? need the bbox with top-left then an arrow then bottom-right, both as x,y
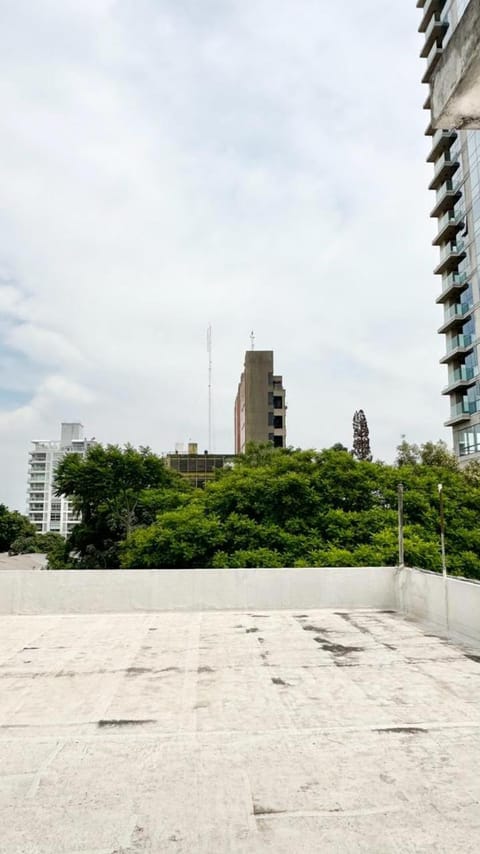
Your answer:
0,0 -> 448,511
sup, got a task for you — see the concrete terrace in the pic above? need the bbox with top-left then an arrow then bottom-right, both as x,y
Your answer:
1,607 -> 480,853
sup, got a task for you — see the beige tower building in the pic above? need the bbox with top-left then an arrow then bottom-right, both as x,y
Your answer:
234,351 -> 287,454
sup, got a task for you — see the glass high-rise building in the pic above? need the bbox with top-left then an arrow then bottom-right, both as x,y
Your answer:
418,0 -> 480,460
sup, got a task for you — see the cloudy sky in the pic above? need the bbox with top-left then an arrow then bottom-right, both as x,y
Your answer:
0,0 -> 447,510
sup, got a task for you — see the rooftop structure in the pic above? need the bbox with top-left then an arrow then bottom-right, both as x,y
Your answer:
165,442 -> 236,487
418,1 -> 480,460
234,350 -> 286,454
1,566 -> 479,853
27,422 -> 95,536
419,0 -> 480,130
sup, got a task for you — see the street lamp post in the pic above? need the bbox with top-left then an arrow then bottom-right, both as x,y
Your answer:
397,483 -> 404,568
438,483 -> 449,632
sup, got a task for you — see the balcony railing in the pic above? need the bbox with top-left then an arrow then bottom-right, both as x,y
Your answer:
445,401 -> 472,426
442,365 -> 478,395
430,181 -> 462,218
436,271 -> 468,303
440,333 -> 474,363
428,154 -> 459,190
427,129 -> 457,163
421,13 -> 449,57
418,0 -> 447,34
434,240 -> 466,275
438,300 -> 472,333
433,210 -> 464,246
422,40 -> 443,84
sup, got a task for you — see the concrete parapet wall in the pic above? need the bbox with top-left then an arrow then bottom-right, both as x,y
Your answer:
2,567 -> 479,648
0,567 -> 394,615
395,567 -> 480,646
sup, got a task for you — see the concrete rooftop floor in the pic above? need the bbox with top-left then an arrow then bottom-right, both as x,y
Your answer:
1,609 -> 480,853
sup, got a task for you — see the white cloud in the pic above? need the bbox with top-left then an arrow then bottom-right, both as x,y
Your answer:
0,0 -> 448,509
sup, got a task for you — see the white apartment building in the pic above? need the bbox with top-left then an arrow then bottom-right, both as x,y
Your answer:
27,422 -> 95,537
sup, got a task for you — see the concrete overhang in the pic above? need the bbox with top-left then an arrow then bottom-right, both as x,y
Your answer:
431,0 -> 480,129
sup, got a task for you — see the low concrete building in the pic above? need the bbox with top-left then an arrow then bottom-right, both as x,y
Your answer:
234,350 -> 287,454
420,0 -> 480,129
165,443 -> 236,488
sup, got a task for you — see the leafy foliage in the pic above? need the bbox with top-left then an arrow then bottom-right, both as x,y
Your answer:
54,444 -> 189,567
45,440 -> 480,579
0,505 -> 36,552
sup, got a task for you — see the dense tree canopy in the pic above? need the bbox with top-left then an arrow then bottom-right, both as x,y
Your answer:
0,504 -> 36,552
47,440 -> 480,579
53,444 -> 189,567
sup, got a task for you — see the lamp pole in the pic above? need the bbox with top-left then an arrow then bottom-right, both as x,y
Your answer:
397,483 -> 404,568
438,483 -> 447,578
438,483 -> 449,632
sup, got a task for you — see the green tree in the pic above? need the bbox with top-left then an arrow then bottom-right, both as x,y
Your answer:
0,505 -> 36,552
55,444 -> 187,567
352,410 -> 372,461
419,440 -> 458,470
120,503 -> 224,568
396,436 -> 420,466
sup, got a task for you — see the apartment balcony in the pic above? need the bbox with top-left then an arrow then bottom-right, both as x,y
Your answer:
438,300 -> 472,334
420,14 -> 449,58
444,401 -> 472,426
442,365 -> 478,395
430,183 -> 461,218
418,0 -> 447,34
433,211 -> 464,246
428,154 -> 459,190
423,92 -> 432,111
422,42 -> 443,85
427,128 -> 457,162
433,240 -> 466,275
436,271 -> 469,303
440,333 -> 474,363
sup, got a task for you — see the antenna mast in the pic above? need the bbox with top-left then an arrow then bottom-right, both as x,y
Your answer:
250,330 -> 255,350
207,324 -> 213,451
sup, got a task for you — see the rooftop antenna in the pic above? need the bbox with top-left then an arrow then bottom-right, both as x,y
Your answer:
250,330 -> 255,350
207,324 -> 213,451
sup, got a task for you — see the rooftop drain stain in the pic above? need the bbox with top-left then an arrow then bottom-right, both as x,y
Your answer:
253,805 -> 286,816
271,676 -> 291,686
97,719 -> 156,728
246,628 -> 259,633
302,625 -> 330,634
334,612 -> 371,635
315,638 -> 363,656
374,727 -> 426,734
126,667 -> 152,676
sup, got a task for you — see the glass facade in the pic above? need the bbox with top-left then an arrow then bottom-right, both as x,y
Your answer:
419,0 -> 480,459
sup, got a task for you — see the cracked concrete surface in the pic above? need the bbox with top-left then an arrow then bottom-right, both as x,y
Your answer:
1,609 -> 480,852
